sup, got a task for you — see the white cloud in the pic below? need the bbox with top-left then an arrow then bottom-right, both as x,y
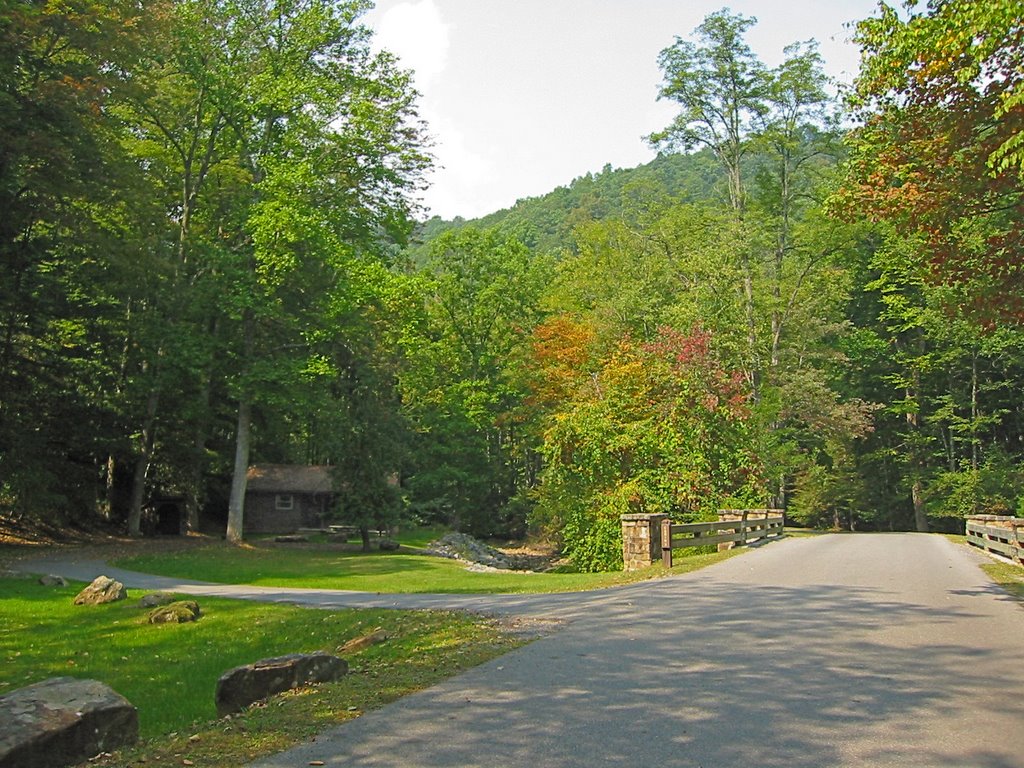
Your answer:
370,0 -> 450,87
366,0 -> 881,221
421,115 -> 495,220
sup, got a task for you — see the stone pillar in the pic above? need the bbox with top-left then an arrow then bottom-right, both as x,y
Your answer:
621,513 -> 668,571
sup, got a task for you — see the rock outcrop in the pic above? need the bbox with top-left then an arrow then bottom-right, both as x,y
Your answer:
215,652 -> 348,716
427,532 -> 514,570
0,677 -> 138,768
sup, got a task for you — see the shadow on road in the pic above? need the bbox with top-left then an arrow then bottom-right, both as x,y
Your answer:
254,573 -> 1024,768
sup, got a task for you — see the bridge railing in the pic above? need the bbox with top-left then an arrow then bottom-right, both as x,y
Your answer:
660,509 -> 784,568
966,516 -> 1024,565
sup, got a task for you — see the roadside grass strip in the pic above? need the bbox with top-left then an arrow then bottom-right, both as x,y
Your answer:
114,544 -> 740,594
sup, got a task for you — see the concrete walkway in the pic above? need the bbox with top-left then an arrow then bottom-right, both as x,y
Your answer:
15,534 -> 1024,767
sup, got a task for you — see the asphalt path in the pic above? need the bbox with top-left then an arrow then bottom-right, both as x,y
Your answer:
14,533 -> 1024,767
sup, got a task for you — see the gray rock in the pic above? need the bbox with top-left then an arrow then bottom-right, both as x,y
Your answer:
147,600 -> 200,624
274,534 -> 308,543
427,532 -> 514,569
0,677 -> 138,768
138,592 -> 175,609
215,652 -> 348,716
378,538 -> 400,551
72,576 -> 126,606
37,575 -> 68,587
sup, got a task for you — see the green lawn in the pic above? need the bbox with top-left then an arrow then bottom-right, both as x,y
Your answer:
113,540 -> 740,593
0,576 -> 519,766
981,560 -> 1024,601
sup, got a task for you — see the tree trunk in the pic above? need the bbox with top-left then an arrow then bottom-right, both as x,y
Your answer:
742,253 -> 759,402
226,310 -> 255,545
970,348 -> 979,473
911,477 -> 928,533
102,454 -> 117,521
360,525 -> 371,552
127,387 -> 160,537
904,346 -> 928,533
225,397 -> 252,545
186,356 -> 216,533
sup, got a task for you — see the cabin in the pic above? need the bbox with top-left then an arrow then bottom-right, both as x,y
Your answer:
243,464 -> 335,534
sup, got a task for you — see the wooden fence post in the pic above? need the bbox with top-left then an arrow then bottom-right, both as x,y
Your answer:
662,517 -> 673,568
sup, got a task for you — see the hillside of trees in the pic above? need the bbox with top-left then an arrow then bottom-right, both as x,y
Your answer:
3,0 -> 1022,570
412,149 -> 725,257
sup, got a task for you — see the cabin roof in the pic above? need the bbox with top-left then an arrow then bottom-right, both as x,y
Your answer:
245,464 -> 334,494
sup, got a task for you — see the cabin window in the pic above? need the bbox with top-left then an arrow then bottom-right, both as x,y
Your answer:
275,493 -> 294,511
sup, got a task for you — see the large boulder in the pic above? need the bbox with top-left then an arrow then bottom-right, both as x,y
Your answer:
215,652 -> 348,716
72,576 -> 126,606
147,600 -> 200,624
0,677 -> 138,768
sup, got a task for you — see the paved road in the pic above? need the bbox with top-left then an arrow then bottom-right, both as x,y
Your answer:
16,534 -> 1024,766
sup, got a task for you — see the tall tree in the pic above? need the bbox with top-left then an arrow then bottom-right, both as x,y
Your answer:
835,0 -> 1024,530
214,0 -> 428,543
0,0 -> 157,521
840,0 -> 1024,322
649,11 -> 869,515
650,10 -> 766,396
112,0 -> 234,534
399,227 -> 552,536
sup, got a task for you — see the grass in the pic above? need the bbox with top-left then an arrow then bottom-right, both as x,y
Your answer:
0,576 -> 521,766
980,559 -> 1024,602
113,542 -> 742,594
250,525 -> 449,549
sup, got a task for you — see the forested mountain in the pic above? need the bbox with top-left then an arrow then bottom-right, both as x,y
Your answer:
3,0 -> 1022,570
413,149 -> 724,256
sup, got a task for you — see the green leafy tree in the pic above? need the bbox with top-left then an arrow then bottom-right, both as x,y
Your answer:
141,0 -> 431,544
650,9 -> 767,398
0,0 -> 159,522
650,11 -> 869,515
532,324 -> 761,572
835,0 -> 1024,529
398,227 -> 552,536
841,0 -> 1024,322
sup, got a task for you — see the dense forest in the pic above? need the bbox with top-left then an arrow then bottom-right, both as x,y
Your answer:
2,0 -> 1022,570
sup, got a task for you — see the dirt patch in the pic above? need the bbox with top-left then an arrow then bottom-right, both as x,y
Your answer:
494,615 -> 566,639
493,541 -> 567,572
0,514 -> 98,546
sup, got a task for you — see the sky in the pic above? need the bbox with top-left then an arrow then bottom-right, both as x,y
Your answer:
363,0 -> 883,221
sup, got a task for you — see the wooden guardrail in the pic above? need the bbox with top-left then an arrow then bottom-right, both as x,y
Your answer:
660,509 -> 784,568
966,516 -> 1024,565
